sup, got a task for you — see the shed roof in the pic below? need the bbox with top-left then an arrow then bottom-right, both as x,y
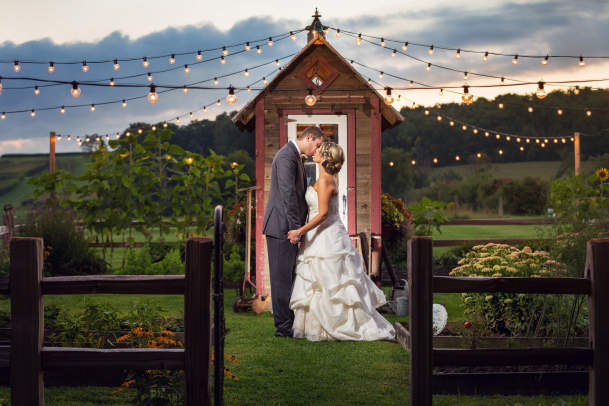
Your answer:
233,33 -> 404,131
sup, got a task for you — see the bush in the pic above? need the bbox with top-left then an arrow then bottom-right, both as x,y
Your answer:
20,206 -> 107,276
408,197 -> 447,236
449,243 -> 584,337
501,176 -> 549,215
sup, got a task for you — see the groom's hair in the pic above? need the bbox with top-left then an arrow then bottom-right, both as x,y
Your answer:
297,126 -> 325,140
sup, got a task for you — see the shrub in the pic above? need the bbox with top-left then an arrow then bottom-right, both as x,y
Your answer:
408,197 -> 447,236
20,206 -> 107,276
501,176 -> 549,215
449,243 -> 584,337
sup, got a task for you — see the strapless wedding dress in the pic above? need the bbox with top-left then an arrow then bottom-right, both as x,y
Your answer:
289,186 -> 395,341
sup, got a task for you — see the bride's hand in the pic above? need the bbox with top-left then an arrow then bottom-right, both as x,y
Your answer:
287,229 -> 302,244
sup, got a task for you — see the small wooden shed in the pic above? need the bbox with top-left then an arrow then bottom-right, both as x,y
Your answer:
234,20 -> 404,296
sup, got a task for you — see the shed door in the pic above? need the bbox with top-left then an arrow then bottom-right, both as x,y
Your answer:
287,114 -> 348,230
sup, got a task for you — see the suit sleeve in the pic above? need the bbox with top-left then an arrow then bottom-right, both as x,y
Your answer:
275,153 -> 302,232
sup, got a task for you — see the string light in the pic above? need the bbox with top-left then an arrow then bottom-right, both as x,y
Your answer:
483,51 -> 488,62
82,61 -> 89,72
305,89 -> 317,106
462,85 -> 473,104
275,59 -> 280,66
557,109 -> 563,115
183,85 -> 188,93
379,71 -> 384,79
263,77 -> 268,84
542,55 -> 549,66
380,37 -> 386,47
113,59 -> 120,70
473,128 -> 478,134
485,132 -> 489,137
70,82 -> 81,98
189,112 -> 194,119
573,86 -> 580,95
496,134 -> 501,139
536,82 -> 546,99
290,32 -> 296,40
13,61 -> 21,72
60,106 -> 65,114
512,55 -> 518,65
90,104 -> 95,112
411,160 -> 416,165
245,42 -> 251,52
109,78 -> 115,86
456,49 -> 461,59
455,155 -> 460,161
147,73 -> 153,82
402,42 -> 408,51
247,85 -> 251,92
357,34 -> 362,45
587,110 -> 592,117
462,124 -> 467,131
256,45 -> 262,54
426,63 -> 431,72
505,135 -> 510,140
163,122 -> 168,128
30,109 -> 35,117
520,146 -> 524,151
214,77 -> 219,85
384,87 -> 394,105
476,152 -> 482,158
433,157 -> 438,164
34,85 -> 40,95
428,45 -> 434,55
392,49 -> 397,57
226,86 -> 237,105
122,100 -> 127,107
463,71 -> 468,80
197,51 -> 203,61
437,115 -> 442,121
48,62 -> 54,73
221,56 -> 226,64
424,110 -> 430,115
528,106 -> 534,113
450,121 -> 455,126
268,37 -> 273,47
184,65 -> 190,73
147,85 -> 158,103
170,54 -> 175,64
244,69 -> 250,76
143,57 -> 150,68
498,103 -> 504,109
216,99 -> 221,106
579,56 -> 585,67
498,149 -> 503,155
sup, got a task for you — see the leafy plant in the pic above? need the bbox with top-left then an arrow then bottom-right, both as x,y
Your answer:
408,197 -> 447,236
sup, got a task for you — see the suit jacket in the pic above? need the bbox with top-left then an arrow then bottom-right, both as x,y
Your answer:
263,141 -> 308,239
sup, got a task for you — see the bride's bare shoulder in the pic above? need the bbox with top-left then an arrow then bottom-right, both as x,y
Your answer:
317,175 -> 337,193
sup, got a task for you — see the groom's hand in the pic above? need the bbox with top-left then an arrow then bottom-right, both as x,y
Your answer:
287,229 -> 301,244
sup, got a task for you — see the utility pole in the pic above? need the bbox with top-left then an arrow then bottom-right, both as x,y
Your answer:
574,132 -> 580,176
49,131 -> 56,173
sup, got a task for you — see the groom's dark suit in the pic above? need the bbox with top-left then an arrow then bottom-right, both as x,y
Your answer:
263,141 -> 308,336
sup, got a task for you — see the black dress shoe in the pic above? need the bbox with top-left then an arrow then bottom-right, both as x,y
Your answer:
275,330 -> 293,338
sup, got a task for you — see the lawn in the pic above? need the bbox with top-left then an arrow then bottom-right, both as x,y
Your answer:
0,289 -> 587,405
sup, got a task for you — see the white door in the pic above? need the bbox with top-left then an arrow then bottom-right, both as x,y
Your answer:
287,114 -> 348,229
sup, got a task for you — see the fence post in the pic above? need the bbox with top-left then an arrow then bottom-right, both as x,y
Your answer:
10,237 -> 44,406
2,204 -> 15,250
213,205 -> 225,406
587,238 -> 609,406
184,237 -> 212,406
408,236 -> 433,406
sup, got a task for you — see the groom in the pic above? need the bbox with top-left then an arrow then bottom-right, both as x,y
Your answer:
263,126 -> 325,337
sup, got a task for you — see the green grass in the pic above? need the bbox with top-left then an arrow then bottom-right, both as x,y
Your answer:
0,290 -> 587,405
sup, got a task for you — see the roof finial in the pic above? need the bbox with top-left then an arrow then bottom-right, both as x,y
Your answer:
312,7 -> 321,19
307,8 -> 325,42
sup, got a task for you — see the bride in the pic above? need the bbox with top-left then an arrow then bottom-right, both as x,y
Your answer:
287,141 -> 395,341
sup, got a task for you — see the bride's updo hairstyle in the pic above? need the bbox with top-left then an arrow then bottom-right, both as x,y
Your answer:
319,141 -> 344,175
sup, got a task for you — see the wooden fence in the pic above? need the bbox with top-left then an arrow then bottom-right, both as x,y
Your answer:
2,206 -> 227,406
407,236 -> 608,405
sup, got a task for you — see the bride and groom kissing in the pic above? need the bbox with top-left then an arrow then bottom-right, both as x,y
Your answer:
263,126 -> 395,341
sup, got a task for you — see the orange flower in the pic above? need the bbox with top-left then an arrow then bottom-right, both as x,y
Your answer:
116,334 -> 131,343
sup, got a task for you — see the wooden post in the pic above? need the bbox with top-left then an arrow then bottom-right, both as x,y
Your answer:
49,132 -> 56,174
370,234 -> 382,285
2,204 -> 15,250
586,238 -> 609,406
213,206 -> 225,406
184,237 -> 212,406
408,237 -> 433,406
10,237 -> 45,406
574,132 -> 581,176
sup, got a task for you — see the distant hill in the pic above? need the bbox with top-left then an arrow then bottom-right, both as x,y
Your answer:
0,153 -> 89,210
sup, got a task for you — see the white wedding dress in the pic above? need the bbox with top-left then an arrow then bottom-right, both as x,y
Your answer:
289,186 -> 396,341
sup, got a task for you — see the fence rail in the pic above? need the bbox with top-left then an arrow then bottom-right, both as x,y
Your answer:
4,205 -> 226,406
408,236 -> 609,406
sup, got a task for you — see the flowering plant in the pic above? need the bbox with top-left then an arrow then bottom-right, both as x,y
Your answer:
450,243 -> 568,336
381,193 -> 412,230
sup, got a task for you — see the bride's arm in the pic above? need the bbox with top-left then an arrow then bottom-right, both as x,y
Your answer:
288,177 -> 336,240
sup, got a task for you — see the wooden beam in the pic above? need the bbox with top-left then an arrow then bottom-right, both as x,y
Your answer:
42,347 -> 184,370
433,276 -> 591,295
41,275 -> 185,295
184,237 -> 212,406
587,238 -> 609,406
10,237 -> 44,405
433,348 -> 593,367
408,237 -> 433,406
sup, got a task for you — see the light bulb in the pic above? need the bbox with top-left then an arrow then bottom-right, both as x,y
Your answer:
512,55 -> 518,65
392,49 -> 396,57
226,87 -> 237,105
433,157 -> 438,164
203,106 -> 207,112
483,51 -> 488,61
557,109 -> 563,115
517,137 -> 521,142
183,86 -> 188,93
428,45 -> 434,55
147,73 -> 152,82
542,55 -> 548,65
256,45 -> 262,54
410,81 -> 414,87
268,37 -> 273,47
554,138 -> 558,143
60,106 -> 65,114
455,155 -> 460,161
82,61 -> 89,72
90,104 -> 95,112
335,29 -> 341,38
463,71 -> 468,80
34,86 -> 40,95
450,121 -> 455,126
197,51 -> 203,61
380,37 -> 385,47
462,125 -> 467,131
221,56 -> 226,64
0,80 -> 2,95
109,78 -> 115,86
506,135 -> 510,140
70,82 -> 81,98
122,100 -> 127,107
528,106 -> 533,113
163,122 -> 168,128
30,109 -> 35,117
170,54 -> 175,64
498,149 -> 503,155
520,146 -> 525,151
573,86 -> 580,95
579,56 -> 585,67
424,110 -> 430,115
485,132 -> 489,137
384,88 -> 394,105
57,135 -> 62,141
142,57 -> 149,68
426,63 -> 431,72
247,86 -> 251,92
496,134 -> 501,139
214,77 -> 219,85
357,34 -> 362,45
216,99 -> 221,106
245,42 -> 251,51
402,42 -> 408,51
185,157 -> 194,165
113,59 -> 120,70
14,61 -> 21,72
244,69 -> 249,76
411,160 -> 416,165
1,112 -> 5,120
48,62 -> 55,73
561,138 -> 566,143
437,115 -> 442,121
222,46 -> 228,56
461,86 -> 473,104
67,135 -> 71,141
263,77 -> 267,84
456,49 -> 461,58
148,85 -> 158,103
476,153 -> 481,158
184,65 -> 190,73
189,112 -> 193,119
536,82 -> 546,99
498,103 -> 504,109
275,59 -> 280,66
305,90 -> 317,106
379,71 -> 384,79
290,32 -> 296,40
587,110 -> 592,117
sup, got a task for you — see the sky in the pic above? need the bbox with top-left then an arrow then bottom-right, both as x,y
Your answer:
1,0 -> 608,154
